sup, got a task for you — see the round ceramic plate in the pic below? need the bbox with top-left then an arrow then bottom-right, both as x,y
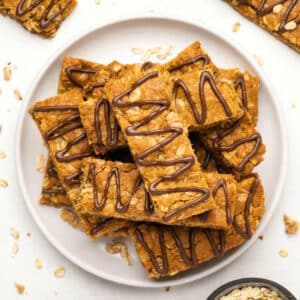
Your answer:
15,14 -> 288,287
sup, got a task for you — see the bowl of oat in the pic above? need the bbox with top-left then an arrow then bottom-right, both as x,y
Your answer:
207,278 -> 296,300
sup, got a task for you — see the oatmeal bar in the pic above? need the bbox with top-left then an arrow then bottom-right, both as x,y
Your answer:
219,68 -> 260,126
29,90 -> 130,238
225,0 -> 300,53
202,108 -> 265,174
39,157 -> 71,207
1,0 -> 77,38
129,173 -> 265,278
76,157 -> 237,229
106,68 -> 217,222
172,66 -> 244,131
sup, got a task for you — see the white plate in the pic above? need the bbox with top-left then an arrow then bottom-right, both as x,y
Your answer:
15,14 -> 288,288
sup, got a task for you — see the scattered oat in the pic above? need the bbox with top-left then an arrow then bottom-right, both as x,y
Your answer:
157,45 -> 174,60
95,0 -> 101,4
14,89 -> 23,101
37,154 -> 46,173
273,4 -> 283,14
0,177 -> 8,187
131,47 -> 144,55
165,286 -> 171,292
284,214 -> 299,234
26,232 -> 31,237
106,241 -> 133,266
0,151 -> 7,159
142,46 -> 161,61
12,242 -> 19,256
253,54 -> 264,66
284,21 -> 297,31
220,286 -> 280,300
60,208 -> 84,231
279,248 -> 288,257
258,235 -> 264,240
15,282 -> 25,294
10,228 -> 20,239
0,124 -> 2,133
35,258 -> 43,270
291,102 -> 296,109
0,89 -> 2,95
232,22 -> 241,32
54,267 -> 65,278
3,62 -> 12,81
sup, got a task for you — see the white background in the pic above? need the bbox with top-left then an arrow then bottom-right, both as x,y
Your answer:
0,0 -> 299,299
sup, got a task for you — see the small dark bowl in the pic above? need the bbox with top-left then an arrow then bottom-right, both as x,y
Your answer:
207,278 -> 296,300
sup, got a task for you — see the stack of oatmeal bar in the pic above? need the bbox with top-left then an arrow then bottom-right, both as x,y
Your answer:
30,41 -> 266,278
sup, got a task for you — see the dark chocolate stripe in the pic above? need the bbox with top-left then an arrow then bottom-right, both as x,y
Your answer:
65,66 -> 97,88
168,55 -> 210,72
233,175 -> 259,240
234,75 -> 248,110
172,71 -> 233,125
16,0 -> 43,17
42,188 -> 66,195
90,218 -> 114,236
204,229 -> 225,258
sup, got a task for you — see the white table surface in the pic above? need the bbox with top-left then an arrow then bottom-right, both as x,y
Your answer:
0,1 -> 299,299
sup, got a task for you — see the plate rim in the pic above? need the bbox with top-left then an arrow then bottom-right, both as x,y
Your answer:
14,12 -> 289,288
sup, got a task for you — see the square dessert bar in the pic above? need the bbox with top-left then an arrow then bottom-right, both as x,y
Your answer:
105,67 -> 217,222
39,157 -> 71,207
1,0 -> 77,38
129,173 -> 265,278
225,0 -> 300,53
29,90 -> 130,239
171,66 -> 244,131
76,157 -> 237,229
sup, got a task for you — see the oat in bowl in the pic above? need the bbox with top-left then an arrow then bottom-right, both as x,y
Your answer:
207,278 -> 296,300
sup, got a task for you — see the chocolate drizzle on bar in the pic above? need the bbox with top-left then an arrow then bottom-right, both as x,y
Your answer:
42,162 -> 67,195
112,71 -> 210,222
94,98 -> 119,153
88,163 -> 153,215
16,0 -> 72,29
256,0 -> 300,33
172,71 -> 233,125
168,55 -> 210,72
90,218 -> 114,236
135,227 -> 168,275
66,67 -> 97,88
234,75 -> 248,110
213,112 -> 262,171
233,175 -> 259,240
33,104 -> 93,163
204,229 -> 225,258
213,179 -> 232,225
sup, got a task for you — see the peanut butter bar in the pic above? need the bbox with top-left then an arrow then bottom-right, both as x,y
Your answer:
76,158 -> 237,229
172,66 -> 244,131
1,0 -> 77,38
39,157 -> 70,207
129,173 -> 265,278
105,67 -> 218,222
29,90 -> 130,238
219,68 -> 260,126
225,0 -> 300,53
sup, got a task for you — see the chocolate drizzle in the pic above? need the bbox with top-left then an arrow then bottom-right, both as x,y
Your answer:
66,67 -> 97,88
16,0 -> 72,29
234,75 -> 248,109
94,98 -> 119,153
168,55 -> 210,72
135,227 -> 168,275
55,133 -> 92,162
213,179 -> 232,225
90,218 -> 114,235
64,171 -> 82,185
42,188 -> 66,195
112,71 -> 210,222
40,0 -> 72,29
233,175 -> 259,240
32,105 -> 78,112
256,0 -> 300,33
47,164 -> 58,177
172,71 -> 233,125
88,163 -> 153,214
141,61 -> 154,71
213,113 -> 262,171
204,229 -> 225,258
168,228 -> 197,267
